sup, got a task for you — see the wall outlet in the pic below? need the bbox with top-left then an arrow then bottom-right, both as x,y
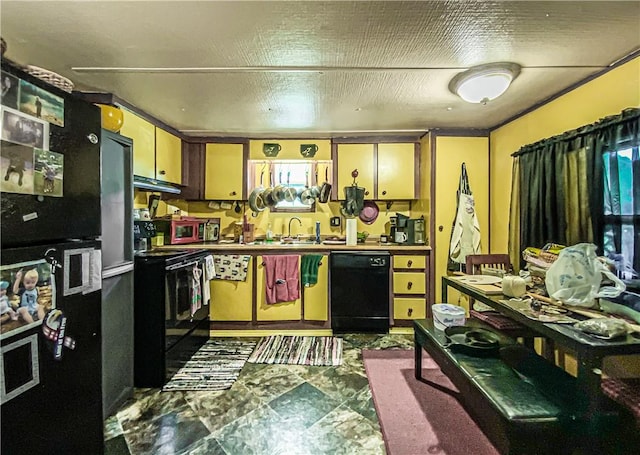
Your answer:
330,216 -> 341,227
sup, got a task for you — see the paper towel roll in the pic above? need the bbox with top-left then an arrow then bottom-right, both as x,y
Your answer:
502,275 -> 527,298
346,218 -> 357,246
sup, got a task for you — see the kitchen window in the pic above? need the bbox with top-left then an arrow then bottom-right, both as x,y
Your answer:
603,146 -> 639,279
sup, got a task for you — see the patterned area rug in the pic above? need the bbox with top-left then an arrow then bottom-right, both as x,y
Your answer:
247,335 -> 342,366
162,339 -> 257,391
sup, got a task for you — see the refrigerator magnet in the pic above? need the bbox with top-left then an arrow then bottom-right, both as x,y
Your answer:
42,309 -> 76,360
33,149 -> 63,197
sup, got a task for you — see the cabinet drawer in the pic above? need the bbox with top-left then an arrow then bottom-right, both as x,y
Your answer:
393,255 -> 425,269
393,272 -> 426,294
393,298 -> 426,320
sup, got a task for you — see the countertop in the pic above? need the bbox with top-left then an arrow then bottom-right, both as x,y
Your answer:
157,240 -> 431,253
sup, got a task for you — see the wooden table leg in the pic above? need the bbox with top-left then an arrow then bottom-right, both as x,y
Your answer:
414,337 -> 422,380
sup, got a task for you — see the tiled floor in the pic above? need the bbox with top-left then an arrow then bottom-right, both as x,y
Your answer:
104,333 -> 414,455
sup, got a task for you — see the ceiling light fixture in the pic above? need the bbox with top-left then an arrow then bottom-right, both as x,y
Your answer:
448,62 -> 521,104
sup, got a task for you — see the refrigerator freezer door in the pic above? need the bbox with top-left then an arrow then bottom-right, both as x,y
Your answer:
1,64 -> 102,246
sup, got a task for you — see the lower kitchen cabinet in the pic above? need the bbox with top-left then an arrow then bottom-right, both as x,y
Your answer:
210,257 -> 254,321
255,256 -> 302,321
391,254 -> 429,326
303,254 -> 329,321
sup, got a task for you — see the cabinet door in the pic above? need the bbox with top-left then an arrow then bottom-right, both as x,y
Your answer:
204,143 -> 244,200
120,110 -> 155,179
336,144 -> 374,199
393,272 -> 426,295
155,128 -> 182,184
210,258 -> 253,321
378,143 -> 415,199
303,255 -> 329,321
393,297 -> 426,320
256,256 -> 302,321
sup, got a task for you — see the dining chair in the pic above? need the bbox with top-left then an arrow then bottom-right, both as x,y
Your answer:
465,254 -> 538,350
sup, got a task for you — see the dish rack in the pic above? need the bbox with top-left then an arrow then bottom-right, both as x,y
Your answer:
24,65 -> 74,93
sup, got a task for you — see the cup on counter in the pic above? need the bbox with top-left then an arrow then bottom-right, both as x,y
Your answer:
394,231 -> 408,243
380,234 -> 389,243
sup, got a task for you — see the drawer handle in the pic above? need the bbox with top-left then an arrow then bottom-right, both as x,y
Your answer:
408,308 -> 413,316
159,170 -> 166,175
407,282 -> 413,290
382,190 -> 387,195
365,190 -> 369,196
231,191 -> 237,196
407,260 -> 413,267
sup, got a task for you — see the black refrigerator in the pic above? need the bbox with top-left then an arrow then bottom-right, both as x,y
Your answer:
1,62 -> 104,454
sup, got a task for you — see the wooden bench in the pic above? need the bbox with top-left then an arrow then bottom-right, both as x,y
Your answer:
414,318 -> 577,455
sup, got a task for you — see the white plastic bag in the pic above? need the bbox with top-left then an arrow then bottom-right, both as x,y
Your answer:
545,243 -> 626,308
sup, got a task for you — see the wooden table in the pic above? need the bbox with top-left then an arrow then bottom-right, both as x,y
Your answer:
442,275 -> 640,430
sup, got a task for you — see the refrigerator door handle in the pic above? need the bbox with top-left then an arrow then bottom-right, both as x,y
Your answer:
103,262 -> 134,279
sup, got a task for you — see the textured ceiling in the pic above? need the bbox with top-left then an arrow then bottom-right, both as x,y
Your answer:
1,1 -> 639,137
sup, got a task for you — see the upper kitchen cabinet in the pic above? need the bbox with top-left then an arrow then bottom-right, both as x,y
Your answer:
120,109 -> 182,185
249,139 -> 331,160
334,141 -> 419,200
120,109 -> 155,179
155,128 -> 182,185
205,143 -> 247,200
335,144 -> 375,198
377,143 -> 417,200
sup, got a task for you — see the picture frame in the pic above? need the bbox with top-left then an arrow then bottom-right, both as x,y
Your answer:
0,105 -> 49,150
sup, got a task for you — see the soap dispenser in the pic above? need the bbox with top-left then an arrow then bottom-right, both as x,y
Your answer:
266,223 -> 274,243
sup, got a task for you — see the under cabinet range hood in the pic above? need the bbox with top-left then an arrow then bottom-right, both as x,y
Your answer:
133,175 -> 181,194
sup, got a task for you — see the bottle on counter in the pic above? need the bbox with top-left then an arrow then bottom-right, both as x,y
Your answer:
315,221 -> 321,243
266,223 -> 274,243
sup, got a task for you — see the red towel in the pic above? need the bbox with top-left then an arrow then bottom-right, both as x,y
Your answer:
263,255 -> 300,304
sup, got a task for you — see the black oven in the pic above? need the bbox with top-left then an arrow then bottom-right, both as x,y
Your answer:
133,249 -> 210,387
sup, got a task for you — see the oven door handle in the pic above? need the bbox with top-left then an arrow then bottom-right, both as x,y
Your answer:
166,259 -> 201,271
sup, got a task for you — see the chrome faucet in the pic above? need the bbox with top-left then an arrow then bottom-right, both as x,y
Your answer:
288,217 -> 303,238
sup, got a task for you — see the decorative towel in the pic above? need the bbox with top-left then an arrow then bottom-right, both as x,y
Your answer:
213,255 -> 251,281
263,255 -> 300,304
191,265 -> 202,316
301,254 -> 323,287
202,255 -> 215,305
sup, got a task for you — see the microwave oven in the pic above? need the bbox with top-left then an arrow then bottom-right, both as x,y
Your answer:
154,217 -> 206,245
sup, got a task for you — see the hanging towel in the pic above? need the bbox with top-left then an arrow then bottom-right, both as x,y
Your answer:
301,254 -> 323,287
191,265 -> 203,316
213,255 -> 251,281
202,255 -> 215,305
263,255 -> 300,304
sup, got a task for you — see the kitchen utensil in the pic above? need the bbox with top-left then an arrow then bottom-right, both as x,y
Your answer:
234,201 -> 242,213
299,169 -> 316,205
248,167 -> 267,214
273,171 -> 287,203
319,164 -> 332,203
283,171 -> 297,202
444,326 -> 501,357
359,200 -> 379,224
148,194 -> 160,219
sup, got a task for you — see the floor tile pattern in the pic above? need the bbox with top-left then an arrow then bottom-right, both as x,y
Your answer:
104,333 -> 413,455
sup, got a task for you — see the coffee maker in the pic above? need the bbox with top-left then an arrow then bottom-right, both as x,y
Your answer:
134,220 -> 156,253
390,213 -> 410,243
407,216 -> 426,245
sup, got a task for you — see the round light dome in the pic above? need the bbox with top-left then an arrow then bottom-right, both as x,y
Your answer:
449,62 -> 521,104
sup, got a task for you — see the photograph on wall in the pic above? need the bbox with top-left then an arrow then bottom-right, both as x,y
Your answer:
0,106 -> 49,150
0,259 -> 55,339
33,149 -> 63,197
18,79 -> 64,127
0,140 -> 35,195
1,71 -> 19,109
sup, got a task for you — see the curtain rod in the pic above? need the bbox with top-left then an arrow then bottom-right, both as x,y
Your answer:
512,107 -> 640,157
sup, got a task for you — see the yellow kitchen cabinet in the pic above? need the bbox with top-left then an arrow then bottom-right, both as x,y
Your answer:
391,253 -> 429,324
205,143 -> 245,200
303,255 -> 329,321
249,139 -> 331,160
336,144 -> 374,198
155,128 -> 182,184
378,143 -> 416,199
393,272 -> 426,295
210,258 -> 254,321
120,109 -> 155,179
255,256 -> 302,321
393,297 -> 426,320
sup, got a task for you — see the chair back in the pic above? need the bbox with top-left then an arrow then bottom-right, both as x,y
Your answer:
465,254 -> 512,276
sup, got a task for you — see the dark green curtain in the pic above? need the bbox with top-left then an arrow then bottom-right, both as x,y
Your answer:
512,108 -> 640,261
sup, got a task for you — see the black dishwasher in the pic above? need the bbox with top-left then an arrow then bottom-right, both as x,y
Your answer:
330,251 -> 390,333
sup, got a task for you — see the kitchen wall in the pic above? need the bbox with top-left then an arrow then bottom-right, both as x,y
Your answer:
489,55 -> 640,377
